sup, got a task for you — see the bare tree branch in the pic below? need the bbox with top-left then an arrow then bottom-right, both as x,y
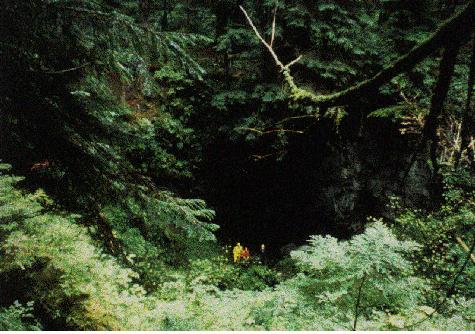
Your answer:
239,5 -> 287,71
270,5 -> 277,48
250,150 -> 285,162
39,62 -> 92,74
286,55 -> 303,69
276,114 -> 319,125
456,236 -> 475,264
236,127 -> 304,135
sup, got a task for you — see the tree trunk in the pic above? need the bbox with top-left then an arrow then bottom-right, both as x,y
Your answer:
139,0 -> 150,26
214,3 -> 230,80
456,34 -> 475,166
425,40 -> 460,177
161,0 -> 169,31
402,39 -> 460,194
405,39 -> 461,204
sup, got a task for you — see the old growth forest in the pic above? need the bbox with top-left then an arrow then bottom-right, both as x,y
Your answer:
1,0 -> 475,331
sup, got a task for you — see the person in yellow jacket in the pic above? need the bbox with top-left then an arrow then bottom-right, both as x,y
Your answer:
233,242 -> 244,263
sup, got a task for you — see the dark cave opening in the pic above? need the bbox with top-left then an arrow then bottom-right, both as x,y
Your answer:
200,112 -> 433,259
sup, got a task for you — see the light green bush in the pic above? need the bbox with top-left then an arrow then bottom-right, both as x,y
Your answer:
238,222 -> 425,330
0,165 -> 165,330
154,222 -> 435,330
1,163 -> 473,330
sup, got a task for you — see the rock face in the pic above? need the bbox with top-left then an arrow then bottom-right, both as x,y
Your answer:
280,243 -> 298,256
202,113 -> 433,253
315,117 -> 432,234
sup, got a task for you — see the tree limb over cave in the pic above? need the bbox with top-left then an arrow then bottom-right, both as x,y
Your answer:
240,1 -> 475,109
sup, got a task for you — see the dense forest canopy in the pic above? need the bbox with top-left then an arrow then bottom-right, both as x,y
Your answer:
0,0 -> 474,330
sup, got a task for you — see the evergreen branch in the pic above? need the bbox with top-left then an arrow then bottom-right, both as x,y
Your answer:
60,5 -> 116,18
241,0 -> 475,109
56,4 -> 207,76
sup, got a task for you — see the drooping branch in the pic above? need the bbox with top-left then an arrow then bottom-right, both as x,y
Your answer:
240,1 -> 475,109
38,62 -> 92,74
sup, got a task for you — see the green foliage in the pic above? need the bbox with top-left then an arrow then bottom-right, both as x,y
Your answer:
153,253 -> 281,301
391,167 -> 475,296
368,104 -> 420,122
1,0 -> 217,270
186,256 -> 281,291
2,0 -> 475,331
0,165 -> 163,330
153,222 -> 474,331
1,164 -> 473,330
247,222 -> 425,330
292,222 -> 423,312
0,301 -> 41,331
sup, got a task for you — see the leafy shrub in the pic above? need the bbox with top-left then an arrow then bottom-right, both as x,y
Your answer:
391,167 -> 475,296
154,253 -> 281,302
0,301 -> 41,331
1,163 -> 473,331
243,222 -> 426,330
156,222 -> 436,331
186,256 -> 281,291
0,164 -> 165,330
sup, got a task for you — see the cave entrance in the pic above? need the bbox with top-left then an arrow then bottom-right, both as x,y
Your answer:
199,116 -> 431,260
200,123 -> 350,260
